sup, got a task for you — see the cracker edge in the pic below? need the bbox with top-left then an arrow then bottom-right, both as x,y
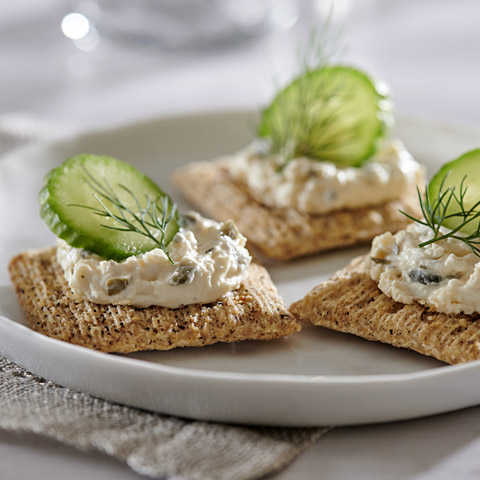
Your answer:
8,246 -> 301,353
290,256 -> 480,364
172,160 -> 421,260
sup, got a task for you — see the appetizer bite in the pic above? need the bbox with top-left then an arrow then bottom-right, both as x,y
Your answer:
291,149 -> 480,364
173,65 -> 424,260
9,154 -> 300,353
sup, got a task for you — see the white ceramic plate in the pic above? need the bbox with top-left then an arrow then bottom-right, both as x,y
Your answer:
0,111 -> 480,427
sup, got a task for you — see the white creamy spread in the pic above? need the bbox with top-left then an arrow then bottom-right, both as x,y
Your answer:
57,212 -> 251,309
228,140 -> 424,215
368,222 -> 480,315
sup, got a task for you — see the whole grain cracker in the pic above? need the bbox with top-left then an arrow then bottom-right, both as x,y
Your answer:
172,160 -> 421,260
290,256 -> 480,364
9,247 -> 300,353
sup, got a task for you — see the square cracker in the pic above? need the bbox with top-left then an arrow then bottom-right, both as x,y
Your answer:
290,256 -> 480,364
8,247 -> 300,353
172,160 -> 421,261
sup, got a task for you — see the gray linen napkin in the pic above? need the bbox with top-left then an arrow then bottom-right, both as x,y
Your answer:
0,115 -> 330,479
0,357 -> 327,480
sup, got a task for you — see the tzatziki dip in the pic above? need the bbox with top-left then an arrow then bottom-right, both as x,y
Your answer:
368,222 -> 480,315
228,140 -> 424,215
57,212 -> 251,309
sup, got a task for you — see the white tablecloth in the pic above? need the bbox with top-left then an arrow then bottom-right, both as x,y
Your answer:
1,0 -> 480,478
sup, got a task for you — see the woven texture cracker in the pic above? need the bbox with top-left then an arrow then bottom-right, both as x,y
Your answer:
9,247 -> 300,353
172,161 -> 420,260
290,256 -> 480,364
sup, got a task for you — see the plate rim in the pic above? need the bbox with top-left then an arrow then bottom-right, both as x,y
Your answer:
2,110 -> 480,386
1,108 -> 479,168
1,300 -> 479,386
2,109 -> 480,426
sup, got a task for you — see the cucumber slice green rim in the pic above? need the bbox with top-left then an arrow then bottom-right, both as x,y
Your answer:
428,148 -> 480,236
39,154 -> 180,262
258,65 -> 393,167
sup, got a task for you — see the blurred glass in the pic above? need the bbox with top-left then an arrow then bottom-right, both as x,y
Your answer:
63,0 -> 300,50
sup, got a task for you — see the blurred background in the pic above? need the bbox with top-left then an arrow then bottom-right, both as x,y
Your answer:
1,0 -> 479,131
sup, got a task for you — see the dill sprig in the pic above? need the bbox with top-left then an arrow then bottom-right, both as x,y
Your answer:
260,15 -> 346,166
70,166 -> 178,264
401,173 -> 480,256
261,69 -> 369,170
257,13 -> 389,170
296,13 -> 346,74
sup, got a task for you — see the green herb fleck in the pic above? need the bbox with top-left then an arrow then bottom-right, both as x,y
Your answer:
401,173 -> 480,257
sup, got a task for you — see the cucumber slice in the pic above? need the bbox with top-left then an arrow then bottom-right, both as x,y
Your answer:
258,65 -> 392,167
40,154 -> 180,261
428,149 -> 480,235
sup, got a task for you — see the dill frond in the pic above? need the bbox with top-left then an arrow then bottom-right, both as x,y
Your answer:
400,173 -> 480,257
69,166 -> 178,264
